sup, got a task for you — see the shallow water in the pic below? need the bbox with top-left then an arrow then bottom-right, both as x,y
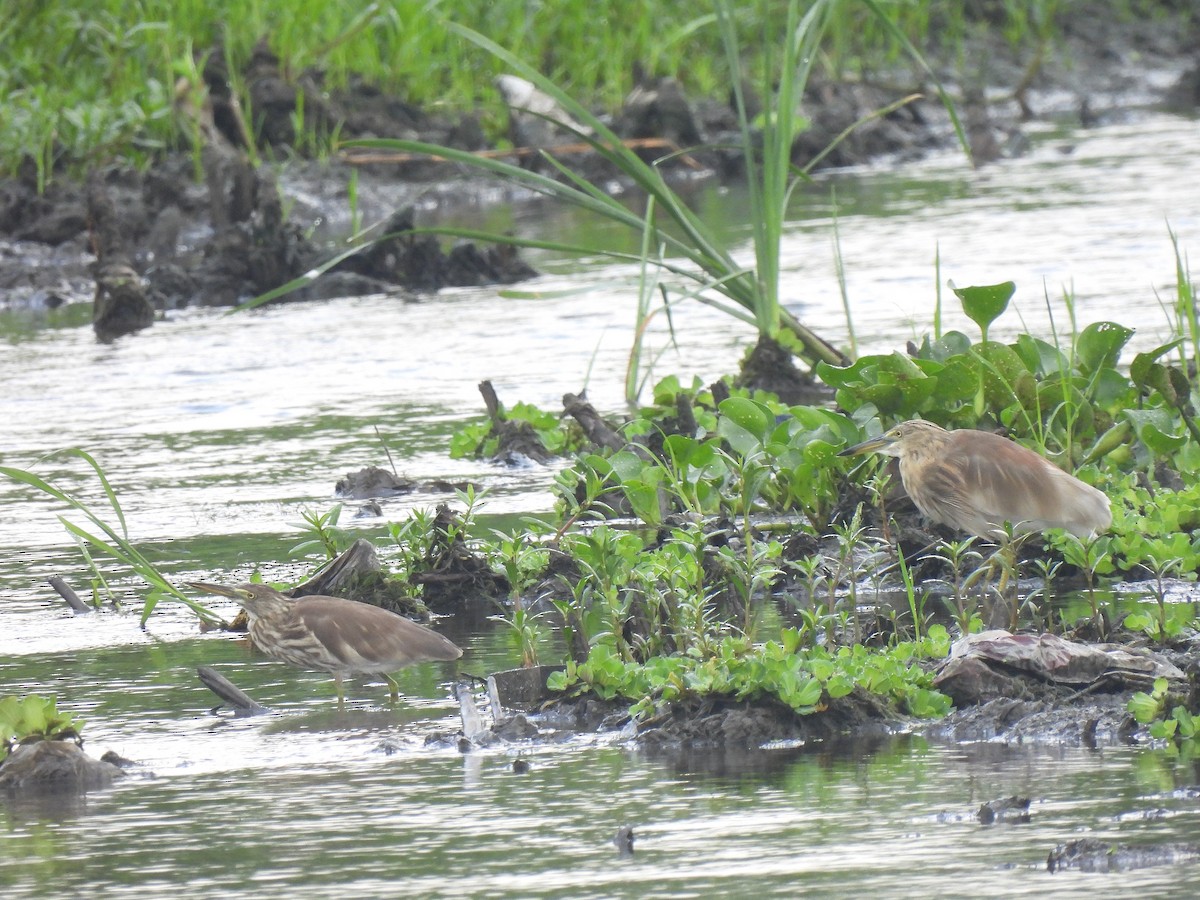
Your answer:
3,110 -> 1200,895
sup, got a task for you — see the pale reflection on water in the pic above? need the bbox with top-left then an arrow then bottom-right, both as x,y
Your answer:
2,112 -> 1200,897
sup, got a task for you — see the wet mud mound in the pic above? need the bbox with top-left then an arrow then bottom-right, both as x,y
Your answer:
928,629 -> 1195,745
632,688 -> 905,749
3,10 -> 1195,338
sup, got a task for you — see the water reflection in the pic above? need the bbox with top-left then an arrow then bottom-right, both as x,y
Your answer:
4,633 -> 1200,898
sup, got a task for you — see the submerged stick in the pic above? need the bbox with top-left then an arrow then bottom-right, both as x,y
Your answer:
197,666 -> 268,716
48,576 -> 90,614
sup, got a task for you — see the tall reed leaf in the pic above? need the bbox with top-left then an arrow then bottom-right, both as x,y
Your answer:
334,3 -> 965,372
0,449 -> 223,626
343,15 -> 853,367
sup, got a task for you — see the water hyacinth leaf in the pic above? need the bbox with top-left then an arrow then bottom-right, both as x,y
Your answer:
974,341 -> 1036,411
1035,379 -> 1095,434
1130,354 -> 1191,410
954,281 -> 1015,339
852,382 -> 906,415
820,352 -> 942,417
767,417 -> 800,453
884,373 -> 939,410
789,407 -> 860,445
814,359 -> 858,390
920,354 -> 978,403
1075,321 -> 1135,374
686,439 -> 719,472
1092,366 -> 1139,409
802,439 -> 839,465
718,398 -> 773,454
717,417 -> 759,457
1015,333 -> 1070,377
815,352 -> 906,390
1130,339 -> 1184,387
911,330 -> 973,362
607,448 -> 647,484
1123,408 -> 1188,454
1080,420 -> 1132,466
578,453 -> 614,482
661,434 -> 701,471
719,397 -> 774,441
622,476 -> 665,526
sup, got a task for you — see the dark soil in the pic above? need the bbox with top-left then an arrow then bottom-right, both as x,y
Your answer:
1,13 -> 1196,341
450,626 -> 1200,755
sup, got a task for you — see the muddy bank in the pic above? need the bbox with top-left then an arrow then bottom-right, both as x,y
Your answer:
446,627 -> 1199,755
1,14 -> 1196,338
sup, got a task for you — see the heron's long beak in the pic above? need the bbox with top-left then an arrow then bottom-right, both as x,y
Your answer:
187,581 -> 247,604
838,434 -> 896,457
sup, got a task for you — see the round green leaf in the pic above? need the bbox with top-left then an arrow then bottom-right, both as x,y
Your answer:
953,281 -> 1015,334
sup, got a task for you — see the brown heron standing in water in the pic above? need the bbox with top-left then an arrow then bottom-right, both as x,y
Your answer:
838,420 -> 1111,540
190,582 -> 462,709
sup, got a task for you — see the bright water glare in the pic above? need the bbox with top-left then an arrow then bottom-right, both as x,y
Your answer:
2,111 -> 1200,897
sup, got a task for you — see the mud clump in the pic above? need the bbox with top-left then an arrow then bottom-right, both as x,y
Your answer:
634,688 -> 905,749
0,740 -> 124,794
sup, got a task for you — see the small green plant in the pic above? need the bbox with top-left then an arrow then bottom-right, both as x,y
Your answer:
894,543 -> 931,642
0,695 -> 84,763
930,537 -> 984,634
488,531 -> 552,667
387,507 -> 437,584
450,401 -> 580,460
1126,555 -> 1188,643
290,504 -> 351,560
546,626 -> 952,722
827,505 -> 869,641
1056,532 -> 1115,624
1128,677 -> 1198,743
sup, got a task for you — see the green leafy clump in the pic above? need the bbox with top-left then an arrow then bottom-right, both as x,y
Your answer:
547,626 -> 952,721
450,402 -> 583,460
1128,677 -> 1198,744
817,314 -> 1138,460
560,386 -> 859,532
290,503 -> 354,561
828,279 -> 1200,578
0,695 -> 84,763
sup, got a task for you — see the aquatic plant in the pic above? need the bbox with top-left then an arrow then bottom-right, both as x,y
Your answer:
449,400 -> 580,460
1128,677 -> 1198,744
928,538 -> 985,634
547,626 -> 952,720
0,450 -> 224,626
343,1 -> 964,372
487,531 -> 552,667
289,503 -> 353,561
0,695 -> 84,763
1129,555 -> 1189,644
